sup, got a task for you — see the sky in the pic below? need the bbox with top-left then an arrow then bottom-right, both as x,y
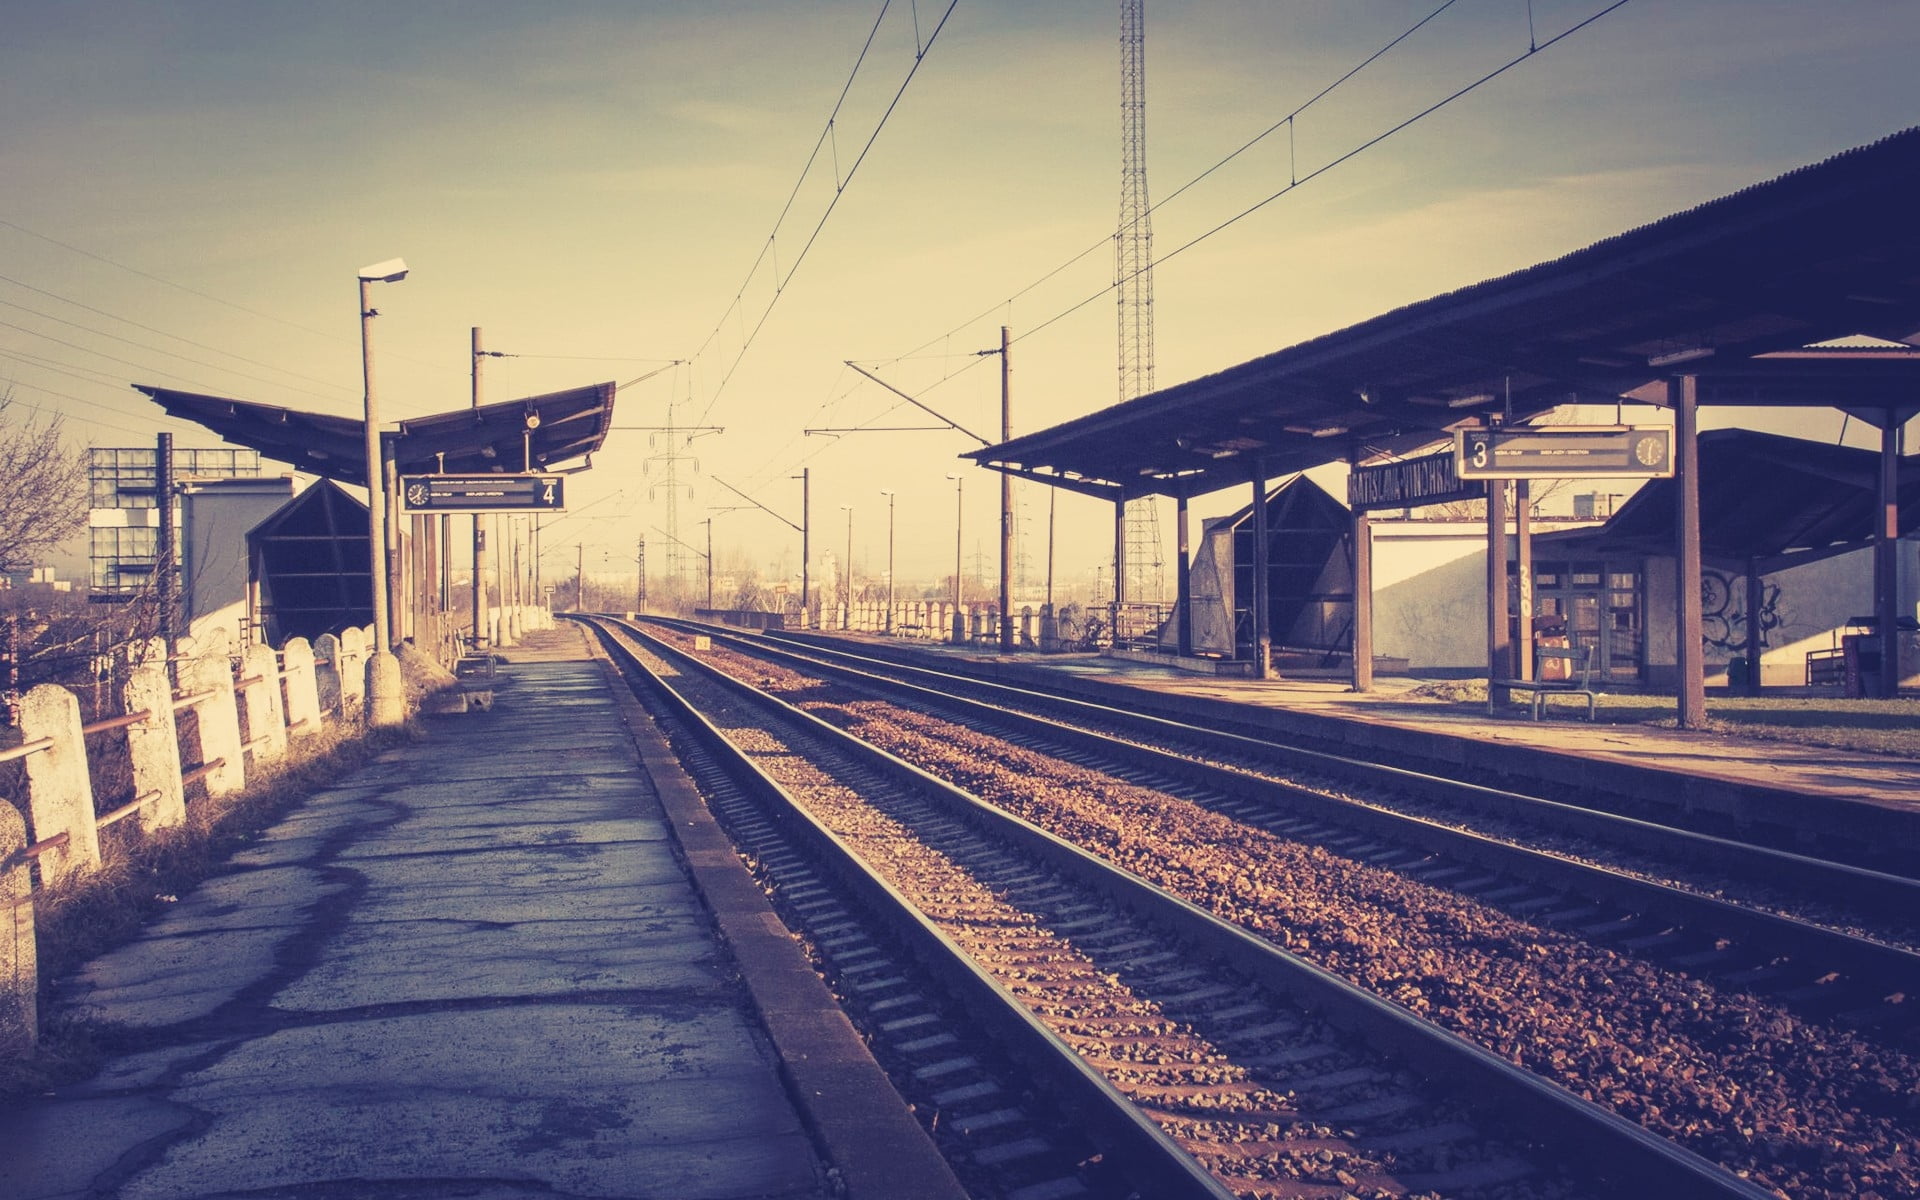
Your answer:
4,0 -> 1918,600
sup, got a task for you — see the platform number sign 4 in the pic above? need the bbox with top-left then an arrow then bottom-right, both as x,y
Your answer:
397,473 -> 568,513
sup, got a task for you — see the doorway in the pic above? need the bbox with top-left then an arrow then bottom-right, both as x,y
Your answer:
1532,560 -> 1643,684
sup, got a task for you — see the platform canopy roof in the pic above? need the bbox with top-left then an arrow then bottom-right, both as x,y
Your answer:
967,127 -> 1920,503
132,380 -> 617,489
1542,428 -> 1920,571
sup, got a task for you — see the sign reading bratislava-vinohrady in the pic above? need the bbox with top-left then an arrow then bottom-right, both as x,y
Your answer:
1347,450 -> 1485,512
399,474 -> 566,514
1454,426 -> 1673,480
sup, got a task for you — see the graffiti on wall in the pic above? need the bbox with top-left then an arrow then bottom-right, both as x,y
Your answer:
1701,569 -> 1782,652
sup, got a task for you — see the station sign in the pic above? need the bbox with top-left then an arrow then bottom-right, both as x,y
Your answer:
1454,426 -> 1672,480
399,473 -> 566,513
1348,450 -> 1485,512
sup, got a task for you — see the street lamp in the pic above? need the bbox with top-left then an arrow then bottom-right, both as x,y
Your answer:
879,490 -> 895,635
358,257 -> 407,728
946,473 -> 964,643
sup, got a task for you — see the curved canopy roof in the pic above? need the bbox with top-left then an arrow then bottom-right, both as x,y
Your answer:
969,127 -> 1920,502
133,381 -> 617,489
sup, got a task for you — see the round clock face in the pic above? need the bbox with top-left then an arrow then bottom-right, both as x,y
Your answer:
405,482 -> 430,506
1633,435 -> 1665,467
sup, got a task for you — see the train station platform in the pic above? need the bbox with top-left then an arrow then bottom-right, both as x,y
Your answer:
1,625 -> 957,1200
796,632 -> 1920,869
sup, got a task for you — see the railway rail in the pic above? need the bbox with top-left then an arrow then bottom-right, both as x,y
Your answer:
583,615 -> 1801,1199
676,621 -> 1920,997
602,614 -> 1920,1199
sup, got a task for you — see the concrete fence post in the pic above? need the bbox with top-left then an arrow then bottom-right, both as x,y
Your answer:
1,800 -> 35,1054
337,628 -> 367,717
18,684 -> 99,885
281,638 -> 322,736
240,643 -> 287,766
122,664 -> 186,831
313,634 -> 344,718
182,650 -> 245,798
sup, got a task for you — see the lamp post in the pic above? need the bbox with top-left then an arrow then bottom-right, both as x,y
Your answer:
879,490 -> 895,635
946,473 -> 965,643
358,258 -> 408,728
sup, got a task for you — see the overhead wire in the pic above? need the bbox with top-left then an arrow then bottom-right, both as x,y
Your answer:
0,217 -> 341,345
684,3 -> 897,370
687,0 -> 962,429
1,379 -> 189,438
883,0 -> 1631,375
0,296 -> 347,404
0,272 -> 354,397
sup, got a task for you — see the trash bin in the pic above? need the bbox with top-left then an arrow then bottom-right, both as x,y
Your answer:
1843,633 -> 1881,699
1533,615 -> 1570,681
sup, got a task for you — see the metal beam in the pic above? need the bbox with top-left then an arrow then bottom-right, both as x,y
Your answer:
1673,375 -> 1707,728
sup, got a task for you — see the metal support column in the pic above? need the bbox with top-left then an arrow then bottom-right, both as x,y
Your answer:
1351,512 -> 1373,693
1673,374 -> 1706,728
1486,476 -> 1510,708
1175,491 -> 1192,658
1876,410 -> 1901,698
1250,463 -> 1270,680
1515,478 -> 1534,682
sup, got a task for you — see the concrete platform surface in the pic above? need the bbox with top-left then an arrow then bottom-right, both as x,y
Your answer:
0,657 -> 833,1200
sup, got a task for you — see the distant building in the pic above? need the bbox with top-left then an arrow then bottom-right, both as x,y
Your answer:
87,446 -> 263,598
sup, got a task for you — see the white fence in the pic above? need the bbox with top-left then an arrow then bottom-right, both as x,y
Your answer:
2,625 -> 381,1056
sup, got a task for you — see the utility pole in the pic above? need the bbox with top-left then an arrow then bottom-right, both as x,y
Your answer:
798,468 -> 811,622
881,489 -> 896,635
576,542 -> 586,612
998,325 -> 1014,651
841,503 -> 855,626
947,473 -> 965,642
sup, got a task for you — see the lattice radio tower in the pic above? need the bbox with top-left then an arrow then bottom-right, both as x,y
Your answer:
1117,0 -> 1164,604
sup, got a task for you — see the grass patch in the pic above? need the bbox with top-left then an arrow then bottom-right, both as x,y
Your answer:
1402,679 -> 1920,756
3,721 -> 408,1102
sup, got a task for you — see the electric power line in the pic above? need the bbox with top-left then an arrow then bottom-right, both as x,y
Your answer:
0,272 -> 354,399
882,0 -> 1631,373
686,0 -> 962,429
0,295 -> 347,404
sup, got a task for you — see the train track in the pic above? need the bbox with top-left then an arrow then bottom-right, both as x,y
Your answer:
584,615 -> 1786,1199
717,621 -> 1920,964
613,615 -> 1920,1199
763,628 -> 1920,881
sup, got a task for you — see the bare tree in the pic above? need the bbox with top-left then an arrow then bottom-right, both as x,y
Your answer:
0,391 -> 87,573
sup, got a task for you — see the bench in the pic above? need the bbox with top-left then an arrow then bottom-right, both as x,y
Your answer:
1492,645 -> 1600,721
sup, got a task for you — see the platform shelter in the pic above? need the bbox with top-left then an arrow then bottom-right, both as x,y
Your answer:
968,128 -> 1920,725
133,381 -> 617,656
